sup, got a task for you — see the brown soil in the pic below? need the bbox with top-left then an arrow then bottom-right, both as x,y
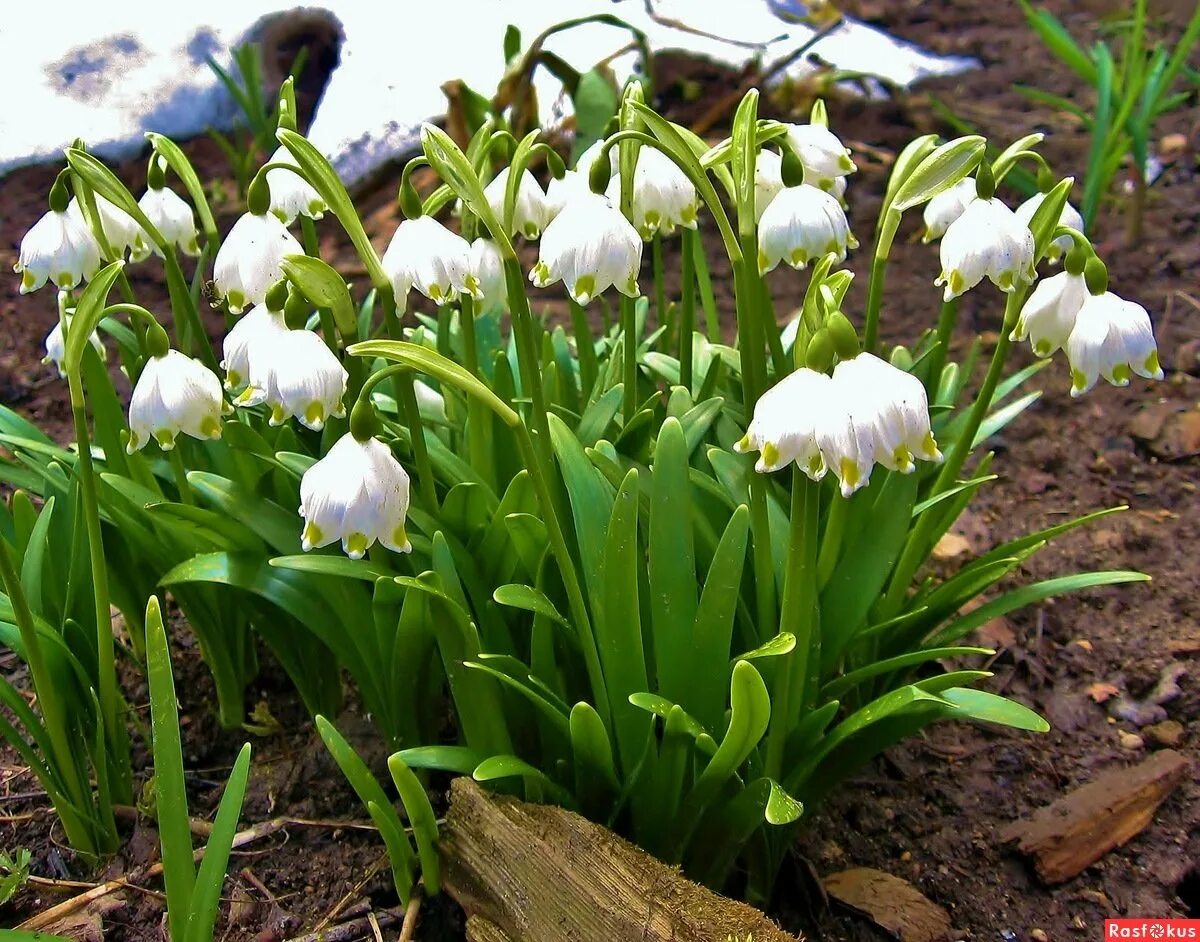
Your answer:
3,1 -> 1199,939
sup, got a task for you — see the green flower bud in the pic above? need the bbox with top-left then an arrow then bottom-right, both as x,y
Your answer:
1084,256 -> 1108,296
265,279 -> 290,313
805,328 -> 835,372
780,148 -> 806,188
247,173 -> 272,216
890,345 -> 914,371
826,311 -> 860,359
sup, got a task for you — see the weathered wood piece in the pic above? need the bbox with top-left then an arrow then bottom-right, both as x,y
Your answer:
1000,748 -> 1191,884
440,777 -> 802,942
824,868 -> 953,942
466,915 -> 517,942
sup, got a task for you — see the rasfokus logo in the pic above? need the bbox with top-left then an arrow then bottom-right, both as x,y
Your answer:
1106,921 -> 1200,939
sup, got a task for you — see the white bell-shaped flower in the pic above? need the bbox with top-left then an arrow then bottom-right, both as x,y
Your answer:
220,302 -> 288,391
609,147 -> 699,239
127,350 -> 224,452
238,328 -> 348,430
415,380 -> 448,424
299,433 -> 413,559
936,197 -> 1035,301
546,140 -> 611,220
485,167 -> 552,239
755,149 -> 785,222
734,367 -> 831,477
43,315 -> 105,378
382,215 -> 474,310
265,146 -> 327,224
1010,270 -> 1088,357
15,208 -> 101,294
785,123 -> 856,188
1014,191 -> 1085,263
921,177 -> 976,243
757,184 -> 857,274
530,189 -> 642,305
831,353 -> 942,475
1065,292 -> 1163,397
815,394 -> 879,497
213,211 -> 302,314
67,196 -> 143,261
468,237 -> 507,313
134,186 -> 200,261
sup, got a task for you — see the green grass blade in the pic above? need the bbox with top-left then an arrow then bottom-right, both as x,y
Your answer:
185,742 -> 251,942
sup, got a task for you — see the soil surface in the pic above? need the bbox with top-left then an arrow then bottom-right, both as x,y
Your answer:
3,1 -> 1199,939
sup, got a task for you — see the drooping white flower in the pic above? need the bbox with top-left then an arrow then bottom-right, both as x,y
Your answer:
134,186 -> 200,261
785,123 -> 856,188
43,315 -> 105,378
530,189 -> 642,305
546,140 -> 611,219
1065,292 -> 1163,397
1014,191 -> 1085,263
382,215 -> 474,310
936,197 -> 1035,301
468,237 -> 507,313
212,211 -> 302,314
921,177 -> 976,243
265,146 -> 326,224
832,353 -> 942,475
67,196 -> 143,261
757,184 -> 857,274
485,167 -> 552,239
127,350 -> 224,452
755,149 -> 785,222
220,302 -> 288,391
238,328 -> 348,430
609,146 -> 699,239
299,433 -> 413,559
734,367 -> 832,477
15,208 -> 101,294
1010,270 -> 1088,357
415,380 -> 447,424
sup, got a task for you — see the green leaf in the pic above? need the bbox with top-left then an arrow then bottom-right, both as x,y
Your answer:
387,753 -> 442,895
185,742 -> 250,942
939,687 -> 1049,732
572,69 -> 620,163
493,583 -> 570,628
145,133 -> 218,240
890,136 -> 986,213
399,745 -> 486,775
270,554 -> 390,582
280,255 -> 356,337
735,632 -> 797,663
145,596 -> 195,941
821,647 -> 994,700
63,261 -> 125,375
569,702 -> 620,819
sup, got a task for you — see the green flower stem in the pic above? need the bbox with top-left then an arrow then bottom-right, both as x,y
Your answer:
380,290 -> 438,513
299,216 -> 339,354
925,297 -> 959,395
652,233 -> 668,339
620,295 -> 639,424
765,472 -> 820,779
163,249 -> 220,373
862,252 -> 888,354
66,366 -> 130,804
881,289 -> 1025,614
168,446 -> 194,505
458,294 -> 494,491
0,533 -> 102,854
692,233 -> 720,342
502,259 -> 555,473
570,299 -> 599,396
816,489 -> 848,588
679,227 -> 697,390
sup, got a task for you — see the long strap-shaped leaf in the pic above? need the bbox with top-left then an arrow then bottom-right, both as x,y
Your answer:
186,742 -> 251,942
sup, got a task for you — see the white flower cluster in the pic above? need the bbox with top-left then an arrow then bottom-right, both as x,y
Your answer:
736,353 -> 942,497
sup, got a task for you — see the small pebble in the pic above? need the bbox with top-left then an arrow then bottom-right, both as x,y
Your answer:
1032,930 -> 1048,942
1145,719 -> 1184,748
1118,730 -> 1145,751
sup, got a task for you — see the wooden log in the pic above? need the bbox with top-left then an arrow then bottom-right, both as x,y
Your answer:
1000,748 -> 1191,884
466,915 -> 517,942
440,778 -> 802,942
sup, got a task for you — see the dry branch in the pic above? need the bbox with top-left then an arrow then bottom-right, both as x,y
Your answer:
440,777 -> 801,942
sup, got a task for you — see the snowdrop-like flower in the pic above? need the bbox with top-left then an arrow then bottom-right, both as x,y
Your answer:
757,184 -> 857,274
735,367 -> 832,477
239,328 -> 348,430
546,141 -> 611,219
43,316 -> 105,378
936,197 -> 1035,301
1065,292 -> 1162,396
67,196 -> 143,260
785,123 -> 856,188
469,238 -> 507,312
1010,270 -> 1088,357
610,146 -> 699,239
265,146 -> 326,224
382,215 -> 474,310
530,189 -> 642,305
832,353 -> 942,475
415,380 -> 447,424
1014,191 -> 1084,263
921,177 -> 976,243
485,167 -> 552,239
755,150 -> 785,222
127,350 -> 224,452
213,211 -> 302,314
134,186 -> 200,260
299,433 -> 412,559
15,207 -> 101,294
220,302 -> 287,390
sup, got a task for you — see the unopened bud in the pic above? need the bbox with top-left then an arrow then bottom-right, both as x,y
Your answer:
826,311 -> 860,359
805,328 -> 835,372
